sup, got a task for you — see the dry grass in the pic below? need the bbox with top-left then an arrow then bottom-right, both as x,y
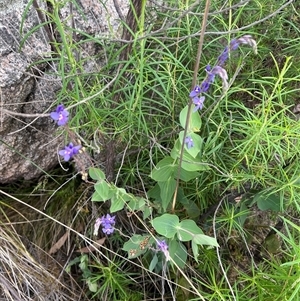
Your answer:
0,186 -> 92,301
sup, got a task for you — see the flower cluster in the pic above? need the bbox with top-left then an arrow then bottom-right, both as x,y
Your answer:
94,214 -> 116,236
50,104 -> 81,162
190,35 -> 257,113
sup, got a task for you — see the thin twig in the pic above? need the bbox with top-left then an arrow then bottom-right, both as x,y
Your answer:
113,0 -> 125,21
0,72 -> 119,119
107,0 -> 293,44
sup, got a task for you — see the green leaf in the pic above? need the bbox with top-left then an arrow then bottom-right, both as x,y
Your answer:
111,196 -> 125,212
127,197 -> 145,211
143,206 -> 152,220
179,168 -> 200,182
170,139 -> 181,160
176,220 -> 203,241
91,191 -> 103,202
89,167 -> 105,181
151,157 -> 176,181
193,234 -> 219,247
152,214 -> 179,238
181,154 -> 208,172
192,240 -> 199,261
65,256 -> 81,273
110,188 -> 132,212
158,178 -> 176,211
147,183 -> 161,202
94,181 -> 114,201
179,105 -> 202,131
79,254 -> 89,271
171,139 -> 209,172
177,189 -> 200,218
123,235 -> 154,258
86,279 -> 98,292
254,191 -> 281,211
149,254 -> 158,272
169,239 -> 187,269
179,131 -> 202,158
126,197 -> 152,219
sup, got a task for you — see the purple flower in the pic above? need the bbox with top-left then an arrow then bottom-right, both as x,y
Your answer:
193,95 -> 205,111
103,214 -> 116,224
59,143 -> 81,161
94,214 -> 116,236
217,46 -> 229,66
210,66 -> 228,91
230,39 -> 240,51
157,240 -> 170,260
199,80 -> 211,93
189,85 -> 202,98
205,64 -> 212,72
157,240 -> 168,252
235,35 -> 257,54
184,136 -> 194,149
217,35 -> 257,66
50,104 -> 69,126
189,35 -> 256,110
102,225 -> 115,235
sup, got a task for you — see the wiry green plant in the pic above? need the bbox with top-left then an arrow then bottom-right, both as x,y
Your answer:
1,0 -> 300,300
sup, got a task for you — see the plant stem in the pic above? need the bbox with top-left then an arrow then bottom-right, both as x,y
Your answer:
172,0 -> 211,213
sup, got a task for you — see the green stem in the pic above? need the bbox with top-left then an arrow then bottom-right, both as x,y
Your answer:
171,0 -> 211,213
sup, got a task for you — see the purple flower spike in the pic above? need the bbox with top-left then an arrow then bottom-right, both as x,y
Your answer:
188,35 -> 256,111
184,136 -> 194,149
50,104 -> 69,126
59,143 -> 81,161
193,95 -> 205,111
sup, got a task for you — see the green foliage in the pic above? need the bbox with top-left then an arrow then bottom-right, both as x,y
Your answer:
17,0 -> 300,300
252,190 -> 282,211
66,254 -> 98,293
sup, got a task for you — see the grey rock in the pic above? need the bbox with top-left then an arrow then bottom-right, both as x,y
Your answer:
0,0 -> 128,183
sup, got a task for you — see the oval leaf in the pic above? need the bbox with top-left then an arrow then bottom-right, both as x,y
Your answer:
169,239 -> 187,269
151,165 -> 175,181
193,234 -> 219,247
179,105 -> 202,131
95,181 -> 114,201
177,220 -> 203,242
158,178 -> 176,211
89,167 -> 105,180
254,191 -> 281,211
179,131 -> 202,158
152,214 -> 179,238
